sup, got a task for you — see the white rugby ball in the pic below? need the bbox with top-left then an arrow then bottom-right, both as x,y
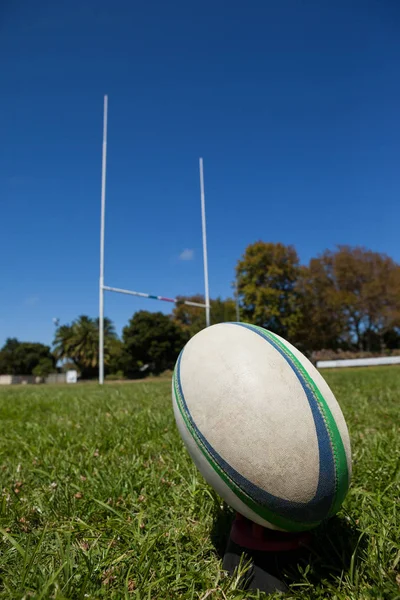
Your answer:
172,322 -> 352,532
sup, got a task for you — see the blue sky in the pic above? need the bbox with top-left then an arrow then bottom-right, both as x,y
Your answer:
1,0 -> 400,347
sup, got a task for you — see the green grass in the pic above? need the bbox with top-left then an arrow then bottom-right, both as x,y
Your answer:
0,367 -> 399,599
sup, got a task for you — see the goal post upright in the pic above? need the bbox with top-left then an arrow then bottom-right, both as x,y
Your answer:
99,94 -> 108,386
199,158 -> 211,328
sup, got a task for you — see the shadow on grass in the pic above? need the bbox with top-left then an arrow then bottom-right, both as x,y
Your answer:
210,506 -> 367,590
210,503 -> 236,559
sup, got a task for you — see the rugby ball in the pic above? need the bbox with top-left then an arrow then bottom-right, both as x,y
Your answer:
172,323 -> 352,532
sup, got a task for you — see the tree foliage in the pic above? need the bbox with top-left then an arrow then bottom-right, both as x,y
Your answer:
294,261 -> 347,352
0,339 -> 55,375
32,357 -> 55,378
299,247 -> 400,351
236,242 -> 301,338
236,242 -> 400,353
121,311 -> 187,378
53,315 -> 118,379
172,295 -> 237,337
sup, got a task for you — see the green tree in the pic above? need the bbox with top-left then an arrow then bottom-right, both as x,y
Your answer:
236,242 -> 301,338
306,247 -> 400,351
294,262 -> 347,353
53,315 -> 117,379
172,295 -> 237,337
211,297 -> 237,325
121,311 -> 187,378
107,338 -> 125,375
383,328 -> 400,350
0,339 -> 55,375
32,357 -> 55,378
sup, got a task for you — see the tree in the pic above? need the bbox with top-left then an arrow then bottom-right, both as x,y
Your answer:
236,242 -> 301,338
172,295 -> 237,337
294,262 -> 347,353
121,311 -> 187,378
32,357 -> 55,378
53,315 -> 117,379
107,338 -> 125,375
0,339 -> 55,375
211,297 -> 237,325
172,295 -> 205,336
305,247 -> 400,351
383,328 -> 400,350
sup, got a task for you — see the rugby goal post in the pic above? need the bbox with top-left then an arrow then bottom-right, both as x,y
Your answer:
98,95 -> 211,384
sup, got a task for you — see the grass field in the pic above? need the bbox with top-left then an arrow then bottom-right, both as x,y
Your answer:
0,367 -> 399,599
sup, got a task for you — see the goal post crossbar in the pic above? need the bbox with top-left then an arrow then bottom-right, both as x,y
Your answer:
102,285 -> 209,308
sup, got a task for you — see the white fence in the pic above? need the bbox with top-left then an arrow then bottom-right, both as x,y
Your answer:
0,370 -> 78,385
45,373 -> 69,384
317,356 -> 400,369
0,375 -> 40,385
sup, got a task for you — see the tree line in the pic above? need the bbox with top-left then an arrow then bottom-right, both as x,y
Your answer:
237,242 -> 400,353
1,243 -> 399,379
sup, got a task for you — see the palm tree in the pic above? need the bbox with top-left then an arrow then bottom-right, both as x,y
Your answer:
54,324 -> 75,363
54,316 -> 117,379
